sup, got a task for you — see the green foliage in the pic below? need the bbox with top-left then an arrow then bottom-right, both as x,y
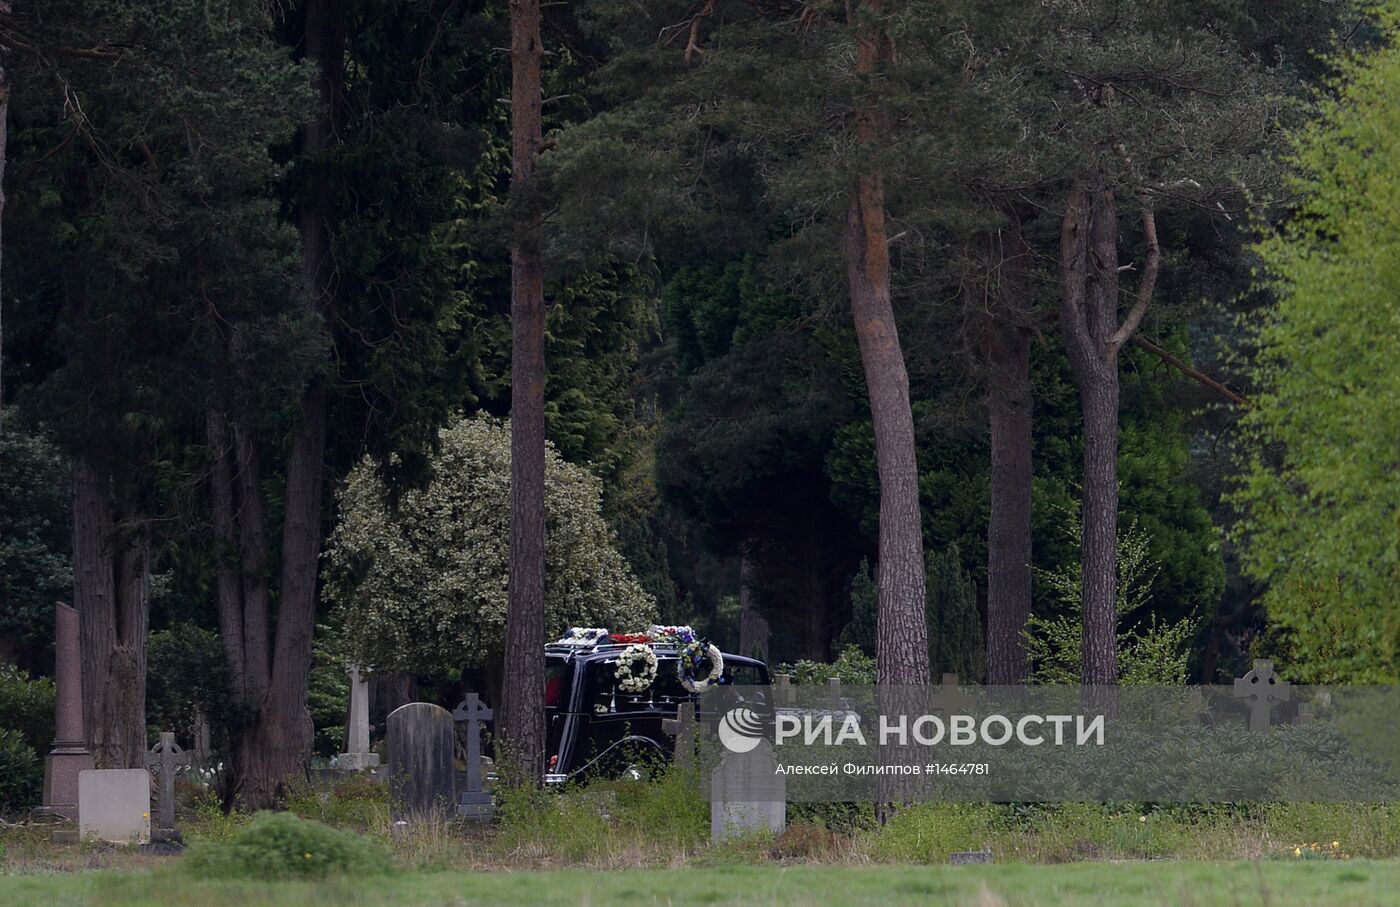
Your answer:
1233,2 -> 1400,681
307,626 -> 351,760
927,545 -> 983,682
777,646 -> 877,686
326,415 -> 656,673
0,423 -> 71,663
147,624 -> 234,746
183,811 -> 391,880
1028,512 -> 1197,684
0,664 -> 55,752
870,802 -> 1000,863
285,776 -> 388,834
837,560 -> 877,657
495,769 -> 707,860
0,730 -> 42,815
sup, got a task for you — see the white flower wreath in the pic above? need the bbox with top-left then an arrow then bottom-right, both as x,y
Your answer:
558,627 -> 609,647
614,643 -> 658,693
678,640 -> 724,693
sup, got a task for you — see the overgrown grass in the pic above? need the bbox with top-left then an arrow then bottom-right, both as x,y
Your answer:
4,861 -> 1400,906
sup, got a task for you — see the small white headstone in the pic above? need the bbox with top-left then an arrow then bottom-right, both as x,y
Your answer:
710,740 -> 785,840
78,769 -> 151,843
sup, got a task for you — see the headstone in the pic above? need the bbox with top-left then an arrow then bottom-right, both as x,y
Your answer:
826,677 -> 842,711
662,701 -> 697,769
772,674 -> 794,706
950,849 -> 993,865
143,732 -> 190,843
710,739 -> 785,841
451,693 -> 493,820
931,673 -> 975,714
387,702 -> 455,826
1233,659 -> 1291,732
337,664 -> 380,771
78,769 -> 151,843
42,603 -> 94,824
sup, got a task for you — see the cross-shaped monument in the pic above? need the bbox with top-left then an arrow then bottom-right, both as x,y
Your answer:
338,664 -> 380,770
1233,659 -> 1291,732
662,701 -> 698,769
452,693 -> 493,820
144,732 -> 190,843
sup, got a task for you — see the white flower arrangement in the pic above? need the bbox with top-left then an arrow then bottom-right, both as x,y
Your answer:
559,627 -> 610,647
678,640 -> 724,693
614,643 -> 659,693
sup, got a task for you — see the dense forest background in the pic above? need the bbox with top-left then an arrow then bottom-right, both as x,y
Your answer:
1,0 -> 1396,806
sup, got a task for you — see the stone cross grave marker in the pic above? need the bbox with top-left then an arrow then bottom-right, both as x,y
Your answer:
1233,659 -> 1291,732
710,739 -> 785,841
826,677 -> 843,711
144,732 -> 190,842
42,603 -> 93,827
662,701 -> 697,769
338,664 -> 380,771
78,769 -> 151,844
931,673 -> 975,714
387,702 -> 455,827
452,693 -> 493,820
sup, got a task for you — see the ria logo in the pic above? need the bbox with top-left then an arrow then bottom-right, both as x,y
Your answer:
717,707 -> 765,753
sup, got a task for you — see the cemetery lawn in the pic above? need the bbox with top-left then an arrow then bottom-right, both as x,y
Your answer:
2,860 -> 1397,906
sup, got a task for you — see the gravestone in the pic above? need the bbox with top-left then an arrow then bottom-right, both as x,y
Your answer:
710,739 -> 785,841
42,603 -> 94,825
773,674 -> 794,706
931,673 -> 975,714
144,732 -> 190,843
451,693 -> 493,820
662,701 -> 697,769
826,677 -> 843,712
1233,659 -> 1291,732
950,849 -> 993,865
387,702 -> 455,826
338,664 -> 380,771
78,769 -> 151,843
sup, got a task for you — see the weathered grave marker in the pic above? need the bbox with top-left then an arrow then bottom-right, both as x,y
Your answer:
78,769 -> 151,844
452,693 -> 493,820
773,674 -> 794,706
42,604 -> 94,826
662,701 -> 697,769
950,849 -> 993,865
387,702 -> 455,826
144,732 -> 190,842
338,664 -> 380,771
710,739 -> 785,841
1233,659 -> 1291,732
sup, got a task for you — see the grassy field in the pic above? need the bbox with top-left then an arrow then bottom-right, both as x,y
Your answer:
0,861 -> 1396,907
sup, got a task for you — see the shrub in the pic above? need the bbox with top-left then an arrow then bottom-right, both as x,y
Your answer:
777,646 -> 875,686
183,811 -> 392,879
0,663 -> 55,750
870,803 -> 999,863
0,729 -> 42,814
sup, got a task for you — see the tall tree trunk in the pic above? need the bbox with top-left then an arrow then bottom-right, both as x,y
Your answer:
982,228 -> 1034,685
224,0 -> 344,808
501,0 -> 547,780
0,15 -> 9,428
1058,176 -> 1160,687
737,542 -> 770,662
72,459 -> 149,768
847,0 -> 929,687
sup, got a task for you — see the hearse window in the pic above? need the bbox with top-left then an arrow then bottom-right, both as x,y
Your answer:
545,657 -> 572,709
722,663 -> 765,686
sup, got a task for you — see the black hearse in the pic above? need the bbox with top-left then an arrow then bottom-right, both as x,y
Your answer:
543,637 -> 769,783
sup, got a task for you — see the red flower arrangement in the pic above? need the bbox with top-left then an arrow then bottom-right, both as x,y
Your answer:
609,633 -> 652,644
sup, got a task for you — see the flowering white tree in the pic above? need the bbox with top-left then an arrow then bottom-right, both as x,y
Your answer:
324,415 -> 655,673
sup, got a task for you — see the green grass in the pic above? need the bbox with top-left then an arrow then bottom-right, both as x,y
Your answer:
0,861 -> 1396,906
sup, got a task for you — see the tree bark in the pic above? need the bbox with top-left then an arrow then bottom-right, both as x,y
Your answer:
500,0 -> 547,781
0,15 -> 9,427
71,459 -> 149,768
1058,175 -> 1160,687
221,0 -> 344,809
737,542 -> 770,662
847,0 -> 930,688
978,223 -> 1035,685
